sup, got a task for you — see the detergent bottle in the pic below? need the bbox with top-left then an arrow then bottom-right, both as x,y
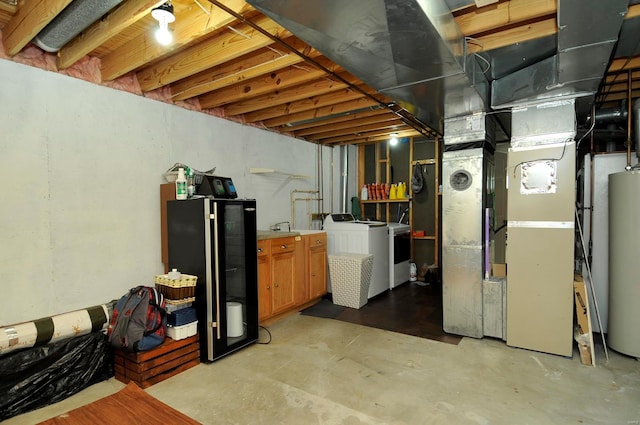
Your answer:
390,183 -> 397,200
360,185 -> 368,200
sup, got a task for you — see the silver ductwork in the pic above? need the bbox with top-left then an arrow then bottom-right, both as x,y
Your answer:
32,0 -> 124,52
492,0 -> 627,110
246,0 -> 489,134
594,103 -> 628,125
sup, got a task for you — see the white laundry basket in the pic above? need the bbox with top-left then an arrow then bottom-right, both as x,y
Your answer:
328,253 -> 374,309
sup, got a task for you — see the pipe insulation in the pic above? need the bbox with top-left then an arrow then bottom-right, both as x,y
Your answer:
33,0 -> 124,52
0,304 -> 111,356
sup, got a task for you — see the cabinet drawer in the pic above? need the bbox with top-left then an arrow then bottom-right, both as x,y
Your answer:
307,233 -> 327,248
257,240 -> 270,257
270,237 -> 296,254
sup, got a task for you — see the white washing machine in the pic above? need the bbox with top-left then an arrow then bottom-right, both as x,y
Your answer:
387,222 -> 411,289
323,214 -> 390,299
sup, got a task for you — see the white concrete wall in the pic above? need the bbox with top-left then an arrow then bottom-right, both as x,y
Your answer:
0,59 -> 334,325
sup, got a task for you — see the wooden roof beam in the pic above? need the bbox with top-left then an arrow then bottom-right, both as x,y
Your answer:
223,71 -> 359,116
240,85 -> 377,122
171,37 -> 313,101
281,108 -> 387,133
466,18 -> 557,53
199,56 -> 341,109
101,0 -> 254,82
2,0 -> 72,56
454,0 -> 556,37
296,113 -> 400,138
312,119 -> 407,141
134,14 -> 290,91
57,0 -> 165,70
262,98 -> 382,128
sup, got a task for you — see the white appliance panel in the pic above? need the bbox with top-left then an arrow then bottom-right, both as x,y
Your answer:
325,221 -> 389,299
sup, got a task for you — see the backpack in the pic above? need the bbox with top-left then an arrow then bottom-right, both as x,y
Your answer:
411,163 -> 424,194
108,286 -> 167,352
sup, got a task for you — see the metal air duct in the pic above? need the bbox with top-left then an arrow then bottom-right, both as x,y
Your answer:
492,0 -> 627,112
246,0 -> 489,135
32,0 -> 124,52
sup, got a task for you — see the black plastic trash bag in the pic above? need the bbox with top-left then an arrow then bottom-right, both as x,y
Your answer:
0,331 -> 113,421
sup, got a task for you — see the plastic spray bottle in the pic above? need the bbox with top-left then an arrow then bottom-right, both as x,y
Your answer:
176,167 -> 187,200
186,168 -> 195,198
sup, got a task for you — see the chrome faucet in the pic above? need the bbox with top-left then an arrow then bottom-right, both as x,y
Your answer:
270,221 -> 291,232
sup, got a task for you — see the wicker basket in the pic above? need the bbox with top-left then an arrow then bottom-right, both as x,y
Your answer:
154,273 -> 197,300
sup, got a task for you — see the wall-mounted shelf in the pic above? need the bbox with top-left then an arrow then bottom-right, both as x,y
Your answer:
249,167 -> 310,179
413,235 -> 436,241
411,159 -> 437,166
361,199 -> 411,204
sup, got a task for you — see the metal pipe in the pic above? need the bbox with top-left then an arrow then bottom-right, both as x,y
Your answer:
627,70 -> 632,170
329,147 -> 334,214
588,105 -> 595,269
317,143 -> 324,217
593,106 -> 627,124
290,189 -> 320,229
340,145 -> 348,213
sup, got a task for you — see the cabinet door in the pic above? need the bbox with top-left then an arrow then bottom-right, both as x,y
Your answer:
294,236 -> 308,305
308,233 -> 327,299
270,238 -> 296,315
257,241 -> 271,322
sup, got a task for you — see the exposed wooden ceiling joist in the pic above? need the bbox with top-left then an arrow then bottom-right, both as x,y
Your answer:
1,0 -> 638,146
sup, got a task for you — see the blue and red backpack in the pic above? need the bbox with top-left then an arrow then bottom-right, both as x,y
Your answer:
108,286 -> 166,352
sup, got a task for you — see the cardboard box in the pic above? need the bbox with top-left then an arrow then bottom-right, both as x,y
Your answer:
573,281 -> 590,335
573,280 -> 594,366
492,263 -> 507,277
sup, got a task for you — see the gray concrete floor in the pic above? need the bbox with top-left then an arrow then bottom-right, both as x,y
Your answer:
6,314 -> 640,425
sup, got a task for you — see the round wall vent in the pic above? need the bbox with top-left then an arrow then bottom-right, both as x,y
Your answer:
450,170 -> 472,191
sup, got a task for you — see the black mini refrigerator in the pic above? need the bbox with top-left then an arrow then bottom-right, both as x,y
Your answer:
167,198 -> 258,362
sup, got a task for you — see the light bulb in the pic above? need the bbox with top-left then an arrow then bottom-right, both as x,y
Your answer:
155,21 -> 173,45
389,133 -> 398,146
151,3 -> 175,46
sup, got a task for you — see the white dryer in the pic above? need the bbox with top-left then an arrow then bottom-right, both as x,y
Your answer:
387,222 -> 411,289
323,214 -> 390,299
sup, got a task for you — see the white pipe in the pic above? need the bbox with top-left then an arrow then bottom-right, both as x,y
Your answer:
291,189 -> 320,229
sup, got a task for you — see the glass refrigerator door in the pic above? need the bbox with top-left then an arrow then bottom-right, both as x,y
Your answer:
212,200 -> 258,360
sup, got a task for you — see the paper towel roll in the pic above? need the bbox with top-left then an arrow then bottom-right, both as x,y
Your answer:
226,302 -> 244,337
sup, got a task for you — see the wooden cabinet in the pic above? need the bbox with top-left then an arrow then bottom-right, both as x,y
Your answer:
307,233 -> 327,300
257,240 -> 271,322
258,232 -> 327,323
270,237 -> 297,315
160,183 -> 176,273
258,236 -> 297,321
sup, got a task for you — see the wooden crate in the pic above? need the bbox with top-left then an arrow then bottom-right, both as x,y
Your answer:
113,335 -> 200,388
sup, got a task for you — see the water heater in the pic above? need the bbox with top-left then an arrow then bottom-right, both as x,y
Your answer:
608,170 -> 640,358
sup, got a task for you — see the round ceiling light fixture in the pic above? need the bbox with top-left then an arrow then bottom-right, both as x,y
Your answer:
151,2 -> 175,46
389,133 -> 399,146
